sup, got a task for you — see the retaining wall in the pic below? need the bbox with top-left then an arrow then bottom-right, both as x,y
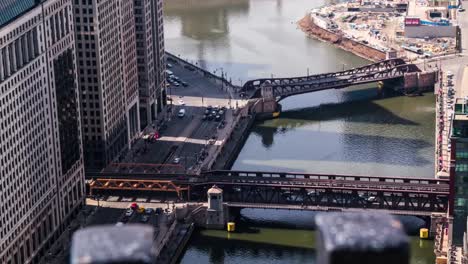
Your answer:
299,15 -> 386,62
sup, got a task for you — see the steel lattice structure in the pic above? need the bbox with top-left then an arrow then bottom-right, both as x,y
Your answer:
242,58 -> 421,100
87,170 -> 450,216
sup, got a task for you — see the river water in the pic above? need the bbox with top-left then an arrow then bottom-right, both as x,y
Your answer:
164,0 -> 435,263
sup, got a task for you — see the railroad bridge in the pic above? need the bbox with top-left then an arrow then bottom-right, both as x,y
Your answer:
241,58 -> 437,116
87,170 -> 451,217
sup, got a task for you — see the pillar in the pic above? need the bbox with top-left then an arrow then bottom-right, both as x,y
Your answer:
0,48 -> 4,81
4,45 -> 11,77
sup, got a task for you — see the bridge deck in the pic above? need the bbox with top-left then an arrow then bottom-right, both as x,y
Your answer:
226,202 -> 434,217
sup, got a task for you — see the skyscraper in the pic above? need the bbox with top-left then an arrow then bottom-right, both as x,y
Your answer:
73,0 -> 140,171
0,0 -> 85,263
134,0 -> 167,128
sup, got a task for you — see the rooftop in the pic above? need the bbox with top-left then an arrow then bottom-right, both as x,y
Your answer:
0,0 -> 42,29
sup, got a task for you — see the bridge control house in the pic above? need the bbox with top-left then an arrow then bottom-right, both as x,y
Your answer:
449,98 -> 468,242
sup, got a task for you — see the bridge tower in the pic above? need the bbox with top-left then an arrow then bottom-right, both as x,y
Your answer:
252,81 -> 281,119
206,185 -> 225,229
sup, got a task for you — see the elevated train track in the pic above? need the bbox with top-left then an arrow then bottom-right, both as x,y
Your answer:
88,170 -> 450,215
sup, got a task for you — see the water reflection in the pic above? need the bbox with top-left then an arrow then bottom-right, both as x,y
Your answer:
164,0 -> 249,40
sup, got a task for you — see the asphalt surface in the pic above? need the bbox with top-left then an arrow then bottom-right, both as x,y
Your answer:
108,58 -> 241,174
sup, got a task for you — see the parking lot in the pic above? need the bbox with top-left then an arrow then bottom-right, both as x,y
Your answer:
106,57 -> 242,174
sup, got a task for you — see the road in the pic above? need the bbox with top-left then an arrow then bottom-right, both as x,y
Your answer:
107,58 -> 241,174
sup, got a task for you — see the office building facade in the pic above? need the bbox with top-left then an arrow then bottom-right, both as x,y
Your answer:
134,0 -> 166,129
0,0 -> 85,263
73,0 -> 140,171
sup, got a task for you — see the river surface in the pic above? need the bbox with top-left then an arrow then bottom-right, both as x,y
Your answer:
164,0 -> 435,263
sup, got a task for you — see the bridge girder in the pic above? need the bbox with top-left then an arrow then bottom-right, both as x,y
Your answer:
242,59 -> 420,100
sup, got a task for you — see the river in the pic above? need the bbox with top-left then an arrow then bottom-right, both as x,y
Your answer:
164,0 -> 435,263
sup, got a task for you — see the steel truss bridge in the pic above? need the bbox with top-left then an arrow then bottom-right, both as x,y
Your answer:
88,170 -> 450,216
242,58 -> 420,99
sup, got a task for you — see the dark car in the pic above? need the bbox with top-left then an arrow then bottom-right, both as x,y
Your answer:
211,110 -> 217,116
202,114 -> 208,120
215,115 -> 222,121
207,114 -> 214,120
206,105 -> 213,111
181,81 -> 188,87
205,109 -> 210,115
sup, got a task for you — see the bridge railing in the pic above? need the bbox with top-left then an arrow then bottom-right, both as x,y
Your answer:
206,170 -> 449,185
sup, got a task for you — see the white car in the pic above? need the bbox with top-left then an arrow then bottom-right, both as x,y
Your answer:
125,208 -> 133,217
173,157 -> 181,164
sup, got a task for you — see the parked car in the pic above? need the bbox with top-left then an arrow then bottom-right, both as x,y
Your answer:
215,115 -> 222,121
204,109 -> 210,115
181,81 -> 188,87
145,208 -> 154,214
155,208 -> 163,214
140,215 -> 149,223
173,82 -> 180,87
167,63 -> 173,68
173,157 -> 181,164
125,208 -> 133,217
178,109 -> 186,118
202,114 -> 208,120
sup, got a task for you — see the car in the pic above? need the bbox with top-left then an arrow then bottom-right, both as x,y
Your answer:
155,208 -> 163,214
178,109 -> 185,117
206,105 -> 213,111
214,105 -> 220,111
367,196 -> 377,203
173,157 -> 181,164
207,114 -> 214,120
446,71 -> 454,77
145,208 -> 154,214
181,81 -> 188,87
211,110 -> 217,116
205,109 -> 210,115
173,82 -> 180,87
173,76 -> 180,81
459,7 -> 465,12
140,215 -> 149,223
218,110 -> 225,116
125,208 -> 133,217
202,114 -> 208,120
115,222 -> 124,227
167,63 -> 173,68
178,99 -> 185,105
215,115 -> 222,121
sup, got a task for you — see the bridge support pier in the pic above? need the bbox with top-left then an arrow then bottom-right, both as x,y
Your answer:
206,185 -> 226,229
252,98 -> 281,120
403,71 -> 437,95
251,82 -> 282,120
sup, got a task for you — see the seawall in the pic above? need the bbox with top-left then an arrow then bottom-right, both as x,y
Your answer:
298,15 -> 386,62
